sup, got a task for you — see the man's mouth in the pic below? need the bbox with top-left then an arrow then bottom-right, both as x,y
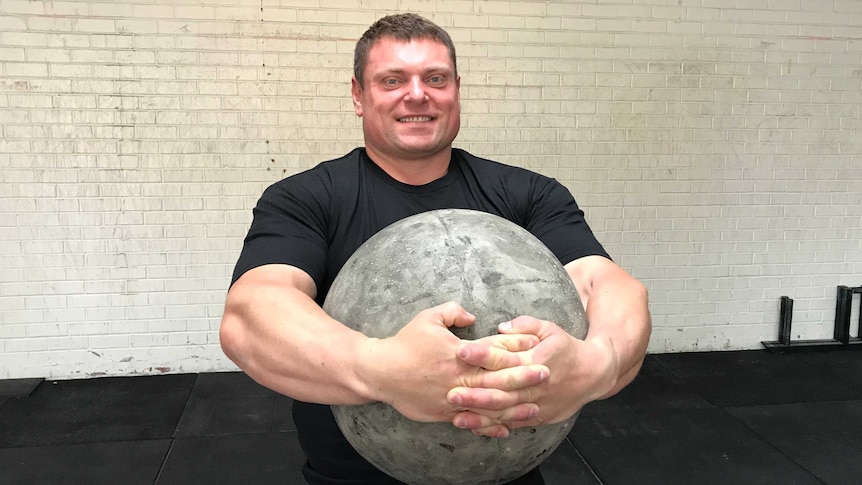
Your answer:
398,116 -> 433,122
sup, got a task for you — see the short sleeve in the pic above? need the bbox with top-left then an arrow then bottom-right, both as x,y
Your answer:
525,178 -> 611,266
230,170 -> 332,288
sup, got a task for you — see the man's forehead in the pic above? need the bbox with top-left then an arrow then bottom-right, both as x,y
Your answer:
366,37 -> 454,71
368,36 -> 449,57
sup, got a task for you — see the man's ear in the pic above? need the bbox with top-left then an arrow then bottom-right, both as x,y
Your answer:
351,76 -> 363,117
455,75 -> 461,111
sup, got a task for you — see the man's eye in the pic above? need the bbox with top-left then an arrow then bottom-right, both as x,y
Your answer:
384,78 -> 400,86
428,76 -> 444,85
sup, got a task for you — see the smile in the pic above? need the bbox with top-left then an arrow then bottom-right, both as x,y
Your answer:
398,116 -> 433,122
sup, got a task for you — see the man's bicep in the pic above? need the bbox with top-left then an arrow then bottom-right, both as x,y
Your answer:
231,264 -> 318,300
230,174 -> 331,288
563,255 -> 619,308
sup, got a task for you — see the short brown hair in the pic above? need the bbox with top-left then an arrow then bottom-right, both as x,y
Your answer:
354,13 -> 457,88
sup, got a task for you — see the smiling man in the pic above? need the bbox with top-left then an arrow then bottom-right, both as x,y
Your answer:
220,13 -> 651,485
352,32 -> 461,183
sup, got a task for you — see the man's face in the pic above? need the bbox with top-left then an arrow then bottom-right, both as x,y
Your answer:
352,37 -> 461,163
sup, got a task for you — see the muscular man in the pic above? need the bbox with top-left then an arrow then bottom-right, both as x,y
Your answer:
220,13 -> 651,485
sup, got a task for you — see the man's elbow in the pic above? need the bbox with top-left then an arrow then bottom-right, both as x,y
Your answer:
634,279 -> 652,352
634,279 -> 650,317
219,303 -> 247,367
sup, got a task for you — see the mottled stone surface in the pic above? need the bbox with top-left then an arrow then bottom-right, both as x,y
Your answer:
323,209 -> 588,485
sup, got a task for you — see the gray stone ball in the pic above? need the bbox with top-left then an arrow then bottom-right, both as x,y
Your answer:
323,209 -> 588,485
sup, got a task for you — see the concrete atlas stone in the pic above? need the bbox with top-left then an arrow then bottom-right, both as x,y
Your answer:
323,209 -> 589,485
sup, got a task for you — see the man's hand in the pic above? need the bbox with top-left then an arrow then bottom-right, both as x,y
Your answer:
447,316 -> 619,435
441,257 -> 651,438
358,302 -> 551,438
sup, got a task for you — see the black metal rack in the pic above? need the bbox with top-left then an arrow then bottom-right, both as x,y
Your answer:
762,285 -> 862,353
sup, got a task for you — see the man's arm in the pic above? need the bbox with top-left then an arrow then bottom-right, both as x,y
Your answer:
219,263 -> 549,429
564,255 -> 651,399
448,255 -> 651,429
220,264 -> 374,405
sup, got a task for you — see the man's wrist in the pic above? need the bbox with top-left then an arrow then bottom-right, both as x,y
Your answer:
583,334 -> 620,402
353,336 -> 389,404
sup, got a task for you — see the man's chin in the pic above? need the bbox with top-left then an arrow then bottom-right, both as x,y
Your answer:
386,135 -> 447,154
398,141 -> 455,158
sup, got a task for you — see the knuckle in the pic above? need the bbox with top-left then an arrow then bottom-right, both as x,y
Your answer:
501,406 -> 520,422
416,307 -> 433,319
491,391 -> 512,411
502,337 -> 519,353
487,392 -> 504,410
525,385 -> 542,403
492,350 -> 509,370
514,405 -> 532,421
502,335 -> 521,351
502,371 -> 519,390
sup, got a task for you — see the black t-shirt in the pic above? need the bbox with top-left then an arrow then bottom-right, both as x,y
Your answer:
231,147 -> 609,484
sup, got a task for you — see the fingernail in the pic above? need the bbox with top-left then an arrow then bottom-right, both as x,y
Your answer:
457,346 -> 470,359
539,368 -> 549,381
529,406 -> 539,418
454,417 -> 466,428
499,321 -> 512,331
450,393 -> 462,406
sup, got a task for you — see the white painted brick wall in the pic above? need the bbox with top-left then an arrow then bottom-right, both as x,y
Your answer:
1,0 -> 861,379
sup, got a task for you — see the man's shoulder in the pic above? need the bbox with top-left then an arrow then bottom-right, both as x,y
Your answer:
266,148 -> 364,190
292,147 -> 364,178
453,148 -> 507,168
453,148 -> 553,183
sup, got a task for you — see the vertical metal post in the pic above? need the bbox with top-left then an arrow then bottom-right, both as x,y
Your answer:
856,288 -> 862,342
778,296 -> 793,346
834,286 -> 851,344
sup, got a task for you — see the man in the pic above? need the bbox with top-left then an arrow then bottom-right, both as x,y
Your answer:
220,13 -> 651,485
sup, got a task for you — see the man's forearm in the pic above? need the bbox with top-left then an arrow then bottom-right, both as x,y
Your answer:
566,256 -> 652,399
220,267 -> 376,405
586,274 -> 651,397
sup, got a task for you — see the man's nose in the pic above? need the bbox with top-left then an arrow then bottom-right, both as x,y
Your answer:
404,77 -> 428,102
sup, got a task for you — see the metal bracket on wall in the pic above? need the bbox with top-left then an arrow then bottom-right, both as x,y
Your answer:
762,285 -> 862,353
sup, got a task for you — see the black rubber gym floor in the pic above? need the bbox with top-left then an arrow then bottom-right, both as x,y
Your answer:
1,350 -> 860,485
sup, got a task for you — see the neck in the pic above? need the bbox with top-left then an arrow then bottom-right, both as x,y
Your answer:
364,147 -> 452,185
